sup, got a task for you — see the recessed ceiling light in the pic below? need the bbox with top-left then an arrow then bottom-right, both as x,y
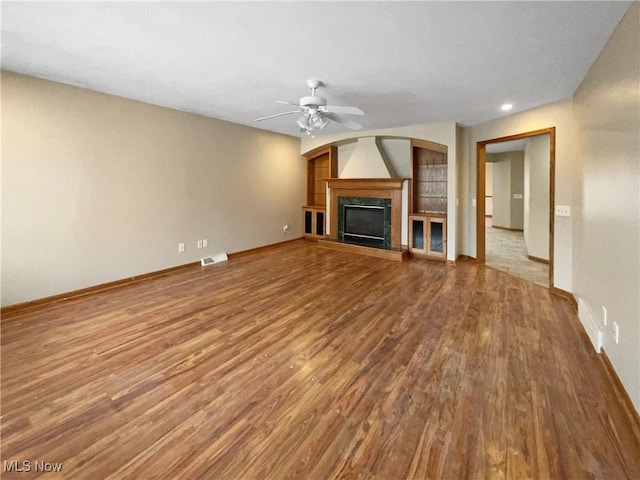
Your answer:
501,103 -> 513,111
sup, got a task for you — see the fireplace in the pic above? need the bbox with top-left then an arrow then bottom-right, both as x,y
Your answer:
321,178 -> 408,261
338,197 -> 391,249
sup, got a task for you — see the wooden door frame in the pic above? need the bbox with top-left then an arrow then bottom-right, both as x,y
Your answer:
476,127 -> 556,287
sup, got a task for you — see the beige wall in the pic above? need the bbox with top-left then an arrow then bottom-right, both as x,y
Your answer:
485,162 -> 493,216
487,151 -> 524,230
379,138 -> 411,178
490,154 -> 512,228
463,97 -> 574,292
524,135 -> 550,260
1,72 -> 305,307
510,154 -> 524,230
573,2 -> 639,412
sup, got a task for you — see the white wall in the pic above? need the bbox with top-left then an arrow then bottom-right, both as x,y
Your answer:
463,97 -> 574,291
524,135 -> 550,260
1,72 -> 305,307
302,122 -> 458,261
573,2 -> 639,412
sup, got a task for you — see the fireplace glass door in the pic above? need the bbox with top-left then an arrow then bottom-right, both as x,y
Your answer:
337,197 -> 391,250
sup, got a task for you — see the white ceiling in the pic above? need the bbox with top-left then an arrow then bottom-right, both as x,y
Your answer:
1,1 -> 632,138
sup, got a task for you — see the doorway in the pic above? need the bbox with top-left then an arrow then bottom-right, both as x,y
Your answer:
476,128 -> 555,287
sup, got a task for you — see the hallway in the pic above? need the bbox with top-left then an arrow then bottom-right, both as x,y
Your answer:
485,219 -> 549,287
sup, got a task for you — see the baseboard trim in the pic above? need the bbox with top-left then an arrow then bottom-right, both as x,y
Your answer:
577,297 -> 603,352
227,238 -> 303,259
492,225 -> 524,232
550,286 -> 578,311
600,349 -> 640,442
1,261 -> 200,317
455,254 -> 476,264
527,254 -> 550,265
2,237 -> 305,316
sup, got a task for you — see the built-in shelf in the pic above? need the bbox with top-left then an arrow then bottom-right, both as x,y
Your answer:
410,139 -> 448,260
411,139 -> 447,215
305,145 -> 337,208
302,145 -> 337,240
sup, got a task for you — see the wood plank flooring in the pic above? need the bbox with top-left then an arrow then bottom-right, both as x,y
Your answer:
1,240 -> 639,479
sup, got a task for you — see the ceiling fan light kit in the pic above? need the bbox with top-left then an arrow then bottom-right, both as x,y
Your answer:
255,79 -> 363,136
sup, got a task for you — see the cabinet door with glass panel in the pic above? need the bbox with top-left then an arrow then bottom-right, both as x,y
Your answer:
302,207 -> 325,239
409,214 -> 446,260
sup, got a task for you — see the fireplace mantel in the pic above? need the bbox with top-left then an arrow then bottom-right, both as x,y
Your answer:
322,177 -> 409,260
326,178 -> 407,191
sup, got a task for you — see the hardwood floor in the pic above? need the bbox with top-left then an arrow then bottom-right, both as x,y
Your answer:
2,240 -> 638,479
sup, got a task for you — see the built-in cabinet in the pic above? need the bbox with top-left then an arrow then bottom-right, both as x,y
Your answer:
302,207 -> 326,239
302,146 -> 337,240
409,214 -> 446,259
409,139 -> 448,261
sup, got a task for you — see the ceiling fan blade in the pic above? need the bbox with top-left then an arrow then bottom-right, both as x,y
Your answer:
275,100 -> 300,106
322,105 -> 364,115
326,113 -> 362,130
255,110 -> 301,122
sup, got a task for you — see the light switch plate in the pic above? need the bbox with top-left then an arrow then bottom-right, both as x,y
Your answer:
555,205 -> 571,217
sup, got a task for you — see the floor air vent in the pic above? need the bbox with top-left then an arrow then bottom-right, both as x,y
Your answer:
201,252 -> 228,266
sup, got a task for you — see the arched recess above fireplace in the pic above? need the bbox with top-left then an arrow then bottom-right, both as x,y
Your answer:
302,134 -> 452,262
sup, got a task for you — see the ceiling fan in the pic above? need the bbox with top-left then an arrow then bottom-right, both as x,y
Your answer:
255,79 -> 364,135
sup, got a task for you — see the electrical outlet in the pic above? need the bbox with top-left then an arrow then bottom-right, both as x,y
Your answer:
203,239 -> 208,247
178,243 -> 185,253
283,224 -> 289,233
613,322 -> 619,344
602,306 -> 607,326
197,240 -> 203,249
